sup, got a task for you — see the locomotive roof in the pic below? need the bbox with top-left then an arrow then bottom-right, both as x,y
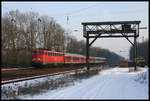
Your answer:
64,53 -> 85,57
34,49 -> 106,59
93,57 -> 106,59
34,49 -> 64,54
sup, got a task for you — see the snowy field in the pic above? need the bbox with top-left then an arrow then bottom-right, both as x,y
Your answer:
19,66 -> 149,99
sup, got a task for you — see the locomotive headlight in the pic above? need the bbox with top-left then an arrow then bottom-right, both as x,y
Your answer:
32,58 -> 42,61
37,58 -> 42,61
32,58 -> 36,61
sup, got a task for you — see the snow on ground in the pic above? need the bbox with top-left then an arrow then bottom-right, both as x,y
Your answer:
20,66 -> 149,99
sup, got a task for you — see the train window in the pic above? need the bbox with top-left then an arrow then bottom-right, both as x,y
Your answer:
68,56 -> 71,59
66,56 -> 69,59
73,57 -> 75,60
39,52 -> 44,55
48,52 -> 50,56
57,53 -> 60,56
75,57 -> 77,60
32,51 -> 36,55
73,57 -> 78,60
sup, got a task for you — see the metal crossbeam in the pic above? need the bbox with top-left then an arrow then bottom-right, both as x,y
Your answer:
82,21 -> 141,25
88,35 -> 137,38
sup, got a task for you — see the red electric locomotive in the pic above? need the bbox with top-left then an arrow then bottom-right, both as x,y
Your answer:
31,49 -> 106,67
32,49 -> 64,67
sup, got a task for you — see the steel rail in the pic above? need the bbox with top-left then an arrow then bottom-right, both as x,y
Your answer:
1,68 -> 84,85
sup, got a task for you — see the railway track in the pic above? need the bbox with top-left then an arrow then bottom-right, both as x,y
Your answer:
2,66 -> 86,85
2,67 -> 34,71
1,68 -> 84,85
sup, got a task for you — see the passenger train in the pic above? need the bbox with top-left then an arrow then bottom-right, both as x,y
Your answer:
31,49 -> 106,67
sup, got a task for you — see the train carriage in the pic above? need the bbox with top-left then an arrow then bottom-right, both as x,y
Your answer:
64,53 -> 86,65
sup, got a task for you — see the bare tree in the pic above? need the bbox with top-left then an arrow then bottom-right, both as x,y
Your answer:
2,10 -> 68,66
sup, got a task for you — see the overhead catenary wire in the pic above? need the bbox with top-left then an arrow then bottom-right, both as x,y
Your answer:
64,3 -> 100,25
3,3 -> 100,24
65,3 -> 100,17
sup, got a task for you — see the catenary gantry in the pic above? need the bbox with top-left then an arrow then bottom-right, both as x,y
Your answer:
81,21 -> 141,71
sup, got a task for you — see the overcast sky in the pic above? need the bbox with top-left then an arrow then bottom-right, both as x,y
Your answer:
2,2 -> 149,59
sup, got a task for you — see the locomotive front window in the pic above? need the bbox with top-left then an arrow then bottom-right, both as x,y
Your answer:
32,51 -> 36,55
39,52 -> 44,55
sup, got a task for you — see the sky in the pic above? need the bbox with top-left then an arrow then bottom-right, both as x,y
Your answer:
2,2 -> 149,59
